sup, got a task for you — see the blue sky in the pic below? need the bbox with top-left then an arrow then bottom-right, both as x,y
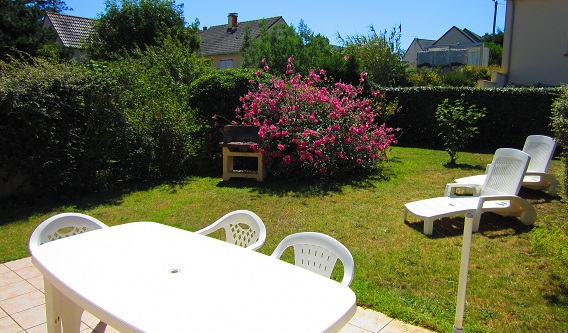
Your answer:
63,0 -> 507,50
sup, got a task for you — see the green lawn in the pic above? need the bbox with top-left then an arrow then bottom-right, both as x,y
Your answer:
1,146 -> 567,332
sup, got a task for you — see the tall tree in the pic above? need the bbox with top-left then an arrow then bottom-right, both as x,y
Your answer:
87,0 -> 200,60
241,19 -> 359,83
0,0 -> 64,60
482,28 -> 504,66
338,25 -> 408,87
241,20 -> 304,75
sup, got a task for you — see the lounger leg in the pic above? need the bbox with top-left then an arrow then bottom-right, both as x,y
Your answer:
472,212 -> 481,233
423,218 -> 434,235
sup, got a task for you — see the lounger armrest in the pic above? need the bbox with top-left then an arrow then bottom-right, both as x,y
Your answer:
477,194 -> 536,226
484,163 -> 491,174
444,183 -> 481,197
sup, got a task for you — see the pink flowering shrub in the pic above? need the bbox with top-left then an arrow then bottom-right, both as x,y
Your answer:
235,58 -> 399,179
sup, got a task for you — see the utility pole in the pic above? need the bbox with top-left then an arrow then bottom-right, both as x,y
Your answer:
492,0 -> 498,42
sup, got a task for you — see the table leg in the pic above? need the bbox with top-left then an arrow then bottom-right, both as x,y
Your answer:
60,295 -> 83,333
43,279 -> 62,333
44,278 -> 83,333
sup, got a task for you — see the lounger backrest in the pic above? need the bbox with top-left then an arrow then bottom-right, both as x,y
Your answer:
523,135 -> 556,173
482,148 -> 530,196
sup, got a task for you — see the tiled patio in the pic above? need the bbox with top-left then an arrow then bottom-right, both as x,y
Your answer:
1,257 -> 435,333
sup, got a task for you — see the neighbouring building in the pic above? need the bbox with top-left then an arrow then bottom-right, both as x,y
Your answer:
405,26 -> 489,68
199,13 -> 286,69
43,11 -> 95,61
403,38 -> 435,68
481,0 -> 568,87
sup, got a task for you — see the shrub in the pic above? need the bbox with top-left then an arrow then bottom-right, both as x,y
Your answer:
235,58 -> 399,179
551,84 -> 568,195
407,67 -> 443,87
0,58 -> 107,195
187,68 -> 271,168
97,38 -> 213,177
441,65 -> 491,87
436,93 -> 486,164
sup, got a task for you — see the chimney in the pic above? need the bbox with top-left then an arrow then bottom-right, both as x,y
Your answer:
228,13 -> 238,28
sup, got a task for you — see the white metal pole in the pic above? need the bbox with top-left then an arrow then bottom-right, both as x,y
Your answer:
453,212 -> 474,333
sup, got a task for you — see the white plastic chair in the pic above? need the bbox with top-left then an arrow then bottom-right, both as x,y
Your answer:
196,210 -> 266,251
29,213 -> 108,252
271,232 -> 355,286
455,135 -> 560,196
404,148 -> 537,235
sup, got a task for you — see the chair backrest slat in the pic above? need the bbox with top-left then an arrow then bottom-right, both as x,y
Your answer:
481,148 -> 530,196
523,135 -> 556,173
271,232 -> 354,286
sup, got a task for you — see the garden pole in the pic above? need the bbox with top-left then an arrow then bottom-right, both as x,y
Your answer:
453,212 -> 474,333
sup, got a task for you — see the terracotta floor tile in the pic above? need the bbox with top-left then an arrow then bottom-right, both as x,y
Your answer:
0,315 -> 24,333
100,324 -> 121,333
0,271 -> 23,287
0,280 -> 36,301
0,264 -> 10,274
14,265 -> 42,280
81,310 -> 102,328
25,322 -> 47,333
4,258 -> 32,271
339,322 -> 373,333
0,290 -> 45,314
349,307 -> 391,332
380,319 -> 437,333
10,304 -> 46,330
27,275 -> 45,291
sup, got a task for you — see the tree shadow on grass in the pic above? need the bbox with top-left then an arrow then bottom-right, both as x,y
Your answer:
0,178 -> 194,227
215,165 -> 396,198
518,187 -> 564,205
443,162 -> 487,171
404,212 -> 534,239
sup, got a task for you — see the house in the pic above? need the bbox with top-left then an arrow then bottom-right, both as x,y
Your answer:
43,12 -> 95,61
199,13 -> 286,69
406,26 -> 489,68
403,38 -> 435,68
483,0 -> 568,87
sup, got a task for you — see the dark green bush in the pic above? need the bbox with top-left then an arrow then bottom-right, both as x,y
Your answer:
1,40 -> 215,198
187,68 -> 271,163
0,59 -> 110,195
100,39 -> 213,177
551,85 -> 568,195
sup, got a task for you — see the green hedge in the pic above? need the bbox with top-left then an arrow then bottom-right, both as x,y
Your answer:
1,57 -> 562,199
0,59 -> 124,196
381,87 -> 561,151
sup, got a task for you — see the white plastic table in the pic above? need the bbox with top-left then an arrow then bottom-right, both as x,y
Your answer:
31,222 -> 357,333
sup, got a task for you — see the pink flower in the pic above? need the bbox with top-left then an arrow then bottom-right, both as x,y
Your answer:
277,143 -> 285,151
344,55 -> 349,60
262,58 -> 266,64
264,66 -> 269,72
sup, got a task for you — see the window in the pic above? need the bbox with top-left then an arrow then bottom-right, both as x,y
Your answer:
220,59 -> 233,69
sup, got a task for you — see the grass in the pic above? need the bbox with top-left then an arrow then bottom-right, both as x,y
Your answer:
1,146 -> 567,332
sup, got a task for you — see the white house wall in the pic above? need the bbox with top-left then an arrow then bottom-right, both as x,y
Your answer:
503,0 -> 568,86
